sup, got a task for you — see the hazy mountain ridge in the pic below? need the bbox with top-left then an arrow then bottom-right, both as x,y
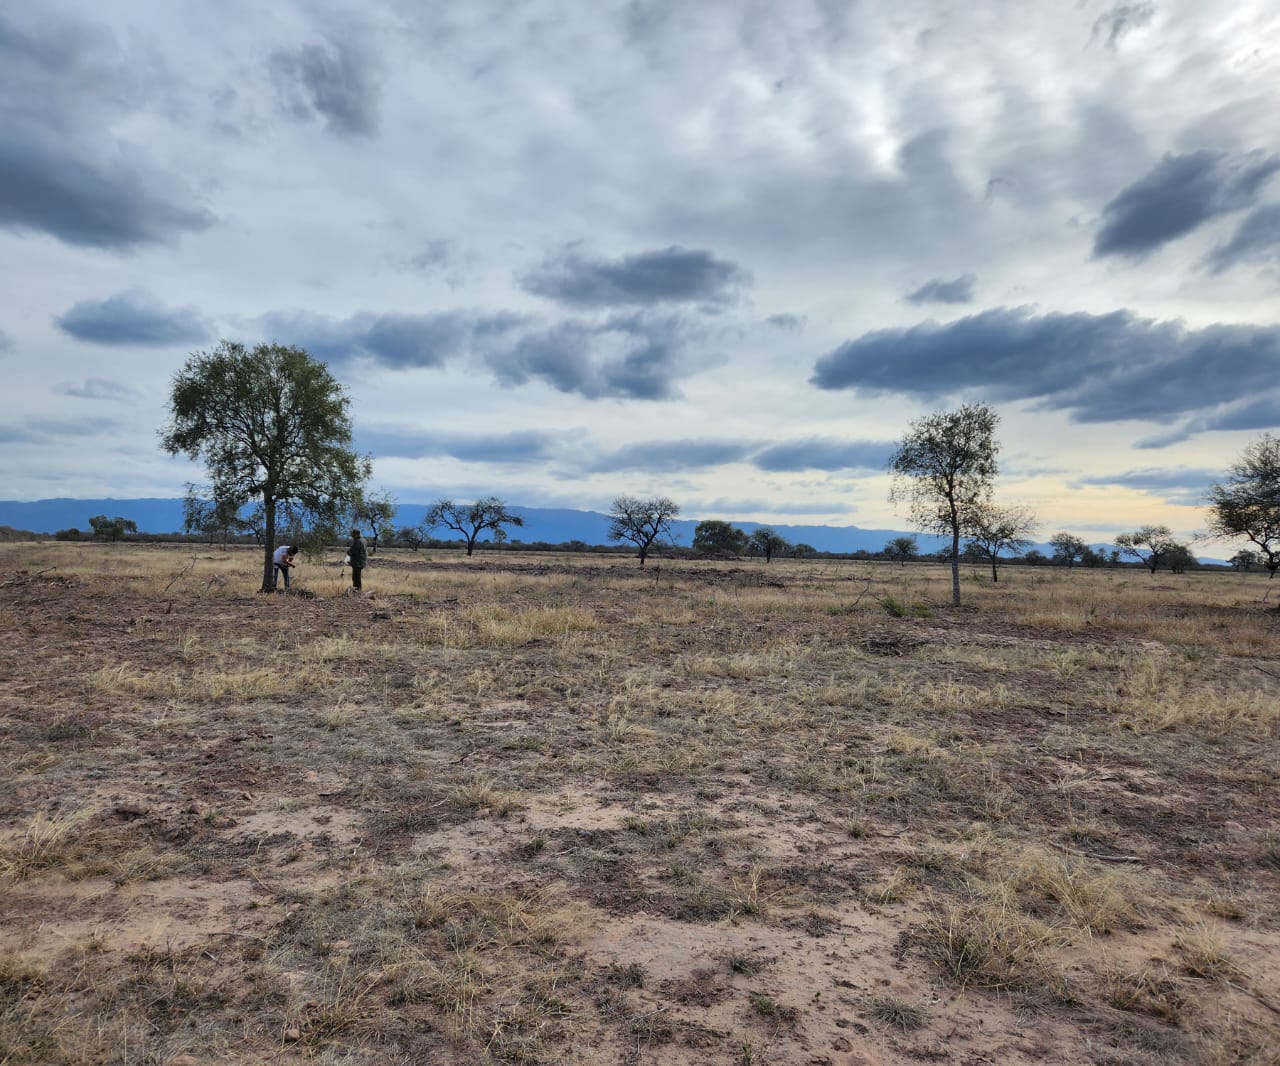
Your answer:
0,498 -> 945,555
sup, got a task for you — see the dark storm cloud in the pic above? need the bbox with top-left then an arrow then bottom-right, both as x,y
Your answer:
0,11 -> 213,249
811,305 -> 1280,427
483,313 -> 698,400
270,37 -> 382,137
905,276 -> 975,305
55,291 -> 212,346
519,246 -> 748,309
55,378 -> 141,400
357,427 -> 561,463
0,328 -> 12,353
764,313 -> 804,331
1092,2 -> 1156,48
1207,204 -> 1280,273
1136,395 -> 1280,448
1093,150 -> 1280,258
751,439 -> 896,472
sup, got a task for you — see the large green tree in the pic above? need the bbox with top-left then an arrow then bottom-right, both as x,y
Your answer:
888,402 -> 1000,606
1206,433 -> 1280,578
161,341 -> 370,592
692,519 -> 748,556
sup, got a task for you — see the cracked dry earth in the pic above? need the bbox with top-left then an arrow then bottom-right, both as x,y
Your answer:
1,543 -> 1279,1065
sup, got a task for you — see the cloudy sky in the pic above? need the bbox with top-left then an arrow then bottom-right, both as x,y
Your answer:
2,0 -> 1277,540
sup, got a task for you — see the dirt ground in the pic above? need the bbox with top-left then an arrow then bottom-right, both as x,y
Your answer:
1,543 -> 1278,1065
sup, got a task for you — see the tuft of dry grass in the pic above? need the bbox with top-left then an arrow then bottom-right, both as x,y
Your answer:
919,899 -> 1069,995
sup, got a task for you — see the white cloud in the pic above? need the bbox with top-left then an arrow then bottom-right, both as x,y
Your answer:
1,0 -> 1277,543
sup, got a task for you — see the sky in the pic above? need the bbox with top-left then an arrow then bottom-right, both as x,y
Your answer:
2,0 -> 1278,542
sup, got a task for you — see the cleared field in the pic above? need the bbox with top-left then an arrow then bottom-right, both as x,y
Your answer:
1,541 -> 1278,1065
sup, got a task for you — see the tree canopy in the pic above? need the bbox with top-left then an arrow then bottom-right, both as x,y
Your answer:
889,402 -> 1000,605
692,519 -> 748,556
608,495 -> 679,566
1049,532 -> 1089,568
161,340 -> 370,591
425,497 -> 523,556
965,503 -> 1036,583
1206,433 -> 1280,578
1115,525 -> 1179,573
747,526 -> 789,563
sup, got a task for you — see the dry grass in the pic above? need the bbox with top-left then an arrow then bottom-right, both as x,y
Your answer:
0,541 -> 1277,1065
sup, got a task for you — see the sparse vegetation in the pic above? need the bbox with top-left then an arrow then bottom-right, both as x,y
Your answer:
0,540 -> 1276,1065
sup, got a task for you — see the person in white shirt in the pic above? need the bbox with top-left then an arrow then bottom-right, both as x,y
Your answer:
271,544 -> 296,591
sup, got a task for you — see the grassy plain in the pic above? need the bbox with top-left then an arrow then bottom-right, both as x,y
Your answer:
1,541 -> 1278,1065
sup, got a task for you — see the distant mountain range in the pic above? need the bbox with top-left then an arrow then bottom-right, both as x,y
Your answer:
2,496 -> 1228,563
0,497 -> 946,555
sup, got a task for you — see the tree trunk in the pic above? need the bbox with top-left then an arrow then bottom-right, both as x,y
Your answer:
261,497 -> 276,592
950,532 -> 961,606
991,559 -> 998,583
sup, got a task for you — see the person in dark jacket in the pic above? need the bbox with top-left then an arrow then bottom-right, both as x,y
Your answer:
347,529 -> 368,591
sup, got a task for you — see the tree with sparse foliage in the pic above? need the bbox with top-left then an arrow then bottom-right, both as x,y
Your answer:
608,495 -> 680,566
1206,433 -> 1280,578
1115,525 -> 1179,573
1049,532 -> 1089,568
396,525 -> 428,551
889,402 -> 1000,606
747,527 -> 788,562
883,535 -> 919,567
88,515 -> 138,542
1230,549 -> 1260,572
161,340 -> 371,592
183,487 -> 247,546
425,497 -> 524,556
692,520 -> 748,557
965,503 -> 1037,583
351,489 -> 397,555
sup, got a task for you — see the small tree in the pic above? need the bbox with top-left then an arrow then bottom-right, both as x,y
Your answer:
747,527 -> 789,563
792,543 -> 817,559
1231,549 -> 1260,572
396,525 -> 428,551
965,504 -> 1036,583
608,495 -> 680,566
425,497 -> 523,556
1206,433 -> 1280,578
692,519 -> 748,556
1165,543 -> 1196,574
183,487 -> 247,546
1115,525 -> 1178,573
889,402 -> 1000,606
161,340 -> 370,592
883,535 -> 919,567
88,515 -> 138,542
352,489 -> 397,555
1023,549 -> 1047,566
1081,545 -> 1107,568
1049,532 -> 1089,568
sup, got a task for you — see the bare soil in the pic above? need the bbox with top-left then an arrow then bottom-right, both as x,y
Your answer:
1,544 -> 1278,1065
